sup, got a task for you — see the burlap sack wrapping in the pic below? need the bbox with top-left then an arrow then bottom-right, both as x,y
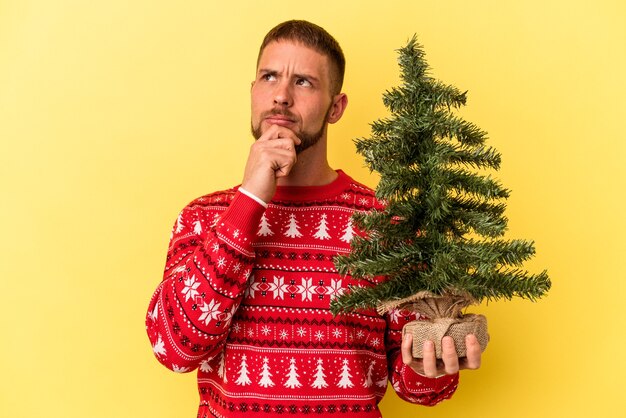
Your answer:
403,314 -> 489,358
379,291 -> 489,358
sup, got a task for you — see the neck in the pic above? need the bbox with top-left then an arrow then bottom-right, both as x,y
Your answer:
276,138 -> 337,187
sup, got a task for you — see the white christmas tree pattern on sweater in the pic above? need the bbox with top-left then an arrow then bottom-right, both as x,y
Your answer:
193,220 -> 202,235
363,361 -> 375,388
283,214 -> 302,238
337,359 -> 354,388
152,334 -> 166,358
284,357 -> 302,388
217,350 -> 227,383
340,218 -> 355,243
257,213 -> 274,237
313,213 -> 331,240
175,212 -> 184,233
258,357 -> 275,388
235,354 -> 252,386
376,375 -> 388,388
311,358 -> 328,389
199,359 -> 213,373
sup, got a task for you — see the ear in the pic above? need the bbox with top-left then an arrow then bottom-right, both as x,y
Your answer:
327,93 -> 348,124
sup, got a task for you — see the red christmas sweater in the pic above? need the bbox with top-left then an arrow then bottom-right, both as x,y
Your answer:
146,170 -> 458,417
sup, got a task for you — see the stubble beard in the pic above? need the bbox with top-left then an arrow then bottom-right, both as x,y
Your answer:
251,106 -> 331,154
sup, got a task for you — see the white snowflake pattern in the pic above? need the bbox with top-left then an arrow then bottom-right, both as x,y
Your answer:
181,275 -> 200,302
332,328 -> 343,338
272,276 -> 286,300
296,327 -> 307,337
327,279 -> 344,300
298,277 -> 314,302
314,330 -> 324,341
198,299 -> 222,325
233,229 -> 240,238
232,263 -> 241,273
216,257 -> 227,268
356,330 -> 365,339
261,325 -> 271,336
279,329 -> 288,339
212,242 -> 220,252
388,308 -> 402,324
247,329 -> 254,337
341,193 -> 350,200
359,197 -> 369,205
232,323 -> 241,333
371,337 -> 381,347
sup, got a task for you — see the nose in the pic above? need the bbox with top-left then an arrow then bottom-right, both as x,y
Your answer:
273,81 -> 292,107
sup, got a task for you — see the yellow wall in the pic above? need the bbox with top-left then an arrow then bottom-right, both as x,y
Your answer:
1,1 -> 624,417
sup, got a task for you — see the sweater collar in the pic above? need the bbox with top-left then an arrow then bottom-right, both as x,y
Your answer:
272,170 -> 351,202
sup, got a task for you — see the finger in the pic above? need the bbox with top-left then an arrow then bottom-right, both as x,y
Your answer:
261,137 -> 298,153
422,340 -> 438,378
250,141 -> 295,165
277,129 -> 302,146
271,151 -> 298,177
401,334 -> 414,365
259,125 -> 302,146
463,334 -> 482,370
250,137 -> 298,166
441,336 -> 459,375
256,124 -> 283,141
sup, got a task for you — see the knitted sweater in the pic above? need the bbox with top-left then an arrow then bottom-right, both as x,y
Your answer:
146,170 -> 458,417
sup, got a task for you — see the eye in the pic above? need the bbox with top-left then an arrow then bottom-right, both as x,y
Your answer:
261,73 -> 276,82
296,78 -> 312,87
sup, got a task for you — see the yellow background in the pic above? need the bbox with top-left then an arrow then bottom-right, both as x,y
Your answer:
1,1 -> 625,417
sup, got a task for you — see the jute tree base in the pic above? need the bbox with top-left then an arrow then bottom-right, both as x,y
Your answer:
403,314 -> 489,358
379,291 -> 489,359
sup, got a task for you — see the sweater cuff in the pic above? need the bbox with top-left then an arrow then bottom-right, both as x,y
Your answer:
401,363 -> 459,393
238,187 -> 268,208
219,189 -> 266,239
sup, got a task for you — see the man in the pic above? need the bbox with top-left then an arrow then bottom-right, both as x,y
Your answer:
146,20 -> 481,417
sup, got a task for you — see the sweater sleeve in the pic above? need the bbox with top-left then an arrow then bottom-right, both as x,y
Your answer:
385,309 -> 459,406
145,191 -> 265,373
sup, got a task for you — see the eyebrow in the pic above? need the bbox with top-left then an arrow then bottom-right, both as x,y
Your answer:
296,73 -> 320,83
257,68 -> 320,83
258,68 -> 277,76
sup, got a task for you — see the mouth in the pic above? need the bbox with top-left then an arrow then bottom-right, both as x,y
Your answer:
263,111 -> 297,127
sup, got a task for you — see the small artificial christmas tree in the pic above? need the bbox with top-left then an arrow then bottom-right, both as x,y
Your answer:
331,36 -> 551,358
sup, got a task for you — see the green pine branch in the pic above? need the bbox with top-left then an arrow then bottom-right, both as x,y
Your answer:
330,35 -> 550,315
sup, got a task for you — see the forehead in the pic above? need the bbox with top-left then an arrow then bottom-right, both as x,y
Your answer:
257,41 -> 331,77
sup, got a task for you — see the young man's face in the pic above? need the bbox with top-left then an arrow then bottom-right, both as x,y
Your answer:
251,41 -> 339,153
